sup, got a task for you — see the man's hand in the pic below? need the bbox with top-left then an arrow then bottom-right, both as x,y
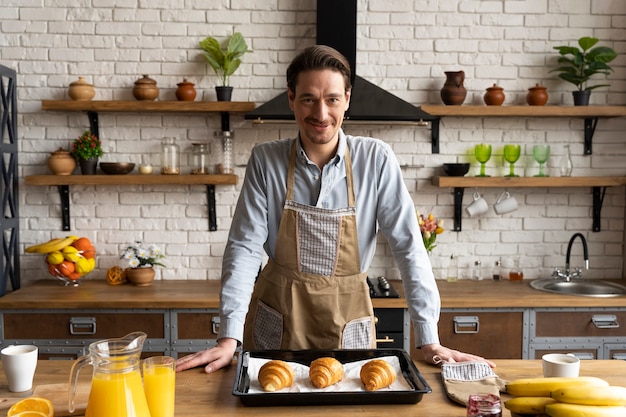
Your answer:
175,337 -> 238,373
420,343 -> 496,368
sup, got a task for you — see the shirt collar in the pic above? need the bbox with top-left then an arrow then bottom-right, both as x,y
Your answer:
296,129 -> 346,167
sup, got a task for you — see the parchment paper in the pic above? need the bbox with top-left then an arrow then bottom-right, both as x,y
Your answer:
247,355 -> 413,393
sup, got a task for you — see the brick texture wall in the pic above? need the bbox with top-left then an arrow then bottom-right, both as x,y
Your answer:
1,0 -> 625,286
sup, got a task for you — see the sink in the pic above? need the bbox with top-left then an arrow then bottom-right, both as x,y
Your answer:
530,278 -> 626,297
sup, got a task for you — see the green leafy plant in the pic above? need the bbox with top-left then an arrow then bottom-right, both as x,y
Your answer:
550,36 -> 617,91
70,131 -> 103,161
199,32 -> 251,86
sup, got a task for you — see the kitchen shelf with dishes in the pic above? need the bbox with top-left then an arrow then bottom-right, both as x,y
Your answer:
421,105 -> 626,154
32,100 -> 256,232
432,176 -> 626,232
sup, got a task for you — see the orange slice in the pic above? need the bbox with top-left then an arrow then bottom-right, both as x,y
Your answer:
7,397 -> 54,417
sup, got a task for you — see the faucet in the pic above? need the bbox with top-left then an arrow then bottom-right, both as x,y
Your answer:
552,233 -> 589,282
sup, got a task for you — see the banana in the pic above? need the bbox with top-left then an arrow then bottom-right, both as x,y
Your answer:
506,376 -> 610,397
33,236 -> 76,254
504,396 -> 557,414
25,238 -> 64,253
545,402 -> 626,417
551,385 -> 626,406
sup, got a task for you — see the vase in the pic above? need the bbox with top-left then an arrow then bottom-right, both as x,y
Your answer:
440,71 -> 467,105
79,158 -> 98,175
126,266 -> 156,286
483,83 -> 505,106
48,148 -> 76,175
215,86 -> 233,102
68,77 -> 95,101
133,75 -> 159,101
175,79 -> 197,101
526,84 -> 548,106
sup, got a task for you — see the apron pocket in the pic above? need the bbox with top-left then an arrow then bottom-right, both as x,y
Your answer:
342,316 -> 373,349
253,300 -> 284,350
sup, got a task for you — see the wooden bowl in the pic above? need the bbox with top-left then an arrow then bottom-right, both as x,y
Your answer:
99,162 -> 135,175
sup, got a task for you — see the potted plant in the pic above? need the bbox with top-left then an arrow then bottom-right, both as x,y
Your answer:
199,32 -> 251,101
550,36 -> 617,106
70,130 -> 103,174
120,240 -> 165,286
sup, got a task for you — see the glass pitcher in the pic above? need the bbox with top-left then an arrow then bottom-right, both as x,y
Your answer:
69,331 -> 151,417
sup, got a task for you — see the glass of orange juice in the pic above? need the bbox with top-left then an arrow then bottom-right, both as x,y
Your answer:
143,356 -> 175,417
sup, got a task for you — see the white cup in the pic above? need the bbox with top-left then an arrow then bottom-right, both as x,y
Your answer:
542,353 -> 580,378
494,191 -> 519,215
1,345 -> 38,392
465,191 -> 489,217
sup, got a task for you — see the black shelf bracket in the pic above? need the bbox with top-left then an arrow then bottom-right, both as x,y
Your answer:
58,185 -> 71,231
87,111 -> 99,138
452,187 -> 465,231
583,117 -> 598,155
430,118 -> 441,154
207,185 -> 217,231
592,186 -> 606,232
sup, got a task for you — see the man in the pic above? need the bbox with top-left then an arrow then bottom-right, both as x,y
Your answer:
176,45 -> 494,373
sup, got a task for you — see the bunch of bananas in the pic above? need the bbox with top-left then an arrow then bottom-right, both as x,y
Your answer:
504,376 -> 626,416
26,236 -> 96,282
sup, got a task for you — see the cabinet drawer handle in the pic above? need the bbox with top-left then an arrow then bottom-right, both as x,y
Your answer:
591,314 -> 619,329
211,316 -> 220,335
612,353 -> 626,360
569,352 -> 595,360
69,317 -> 97,335
375,336 -> 395,344
453,316 -> 480,334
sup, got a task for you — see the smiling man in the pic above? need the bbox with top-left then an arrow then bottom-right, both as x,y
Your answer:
176,45 -> 494,374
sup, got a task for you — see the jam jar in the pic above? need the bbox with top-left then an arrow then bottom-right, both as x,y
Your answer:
191,142 -> 211,174
467,393 -> 502,417
160,138 -> 180,175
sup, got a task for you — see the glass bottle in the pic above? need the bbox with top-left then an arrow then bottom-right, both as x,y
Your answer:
191,143 -> 211,174
559,144 -> 573,177
472,260 -> 483,281
492,260 -> 502,281
160,138 -> 180,175
509,257 -> 524,281
446,254 -> 458,282
467,393 -> 502,417
214,130 -> 233,174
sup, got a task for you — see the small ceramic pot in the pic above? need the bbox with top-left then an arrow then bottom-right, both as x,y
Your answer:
68,77 -> 95,101
440,71 -> 467,105
175,79 -> 197,101
126,266 -> 156,286
133,75 -> 159,101
47,148 -> 76,175
484,84 -> 505,106
526,84 -> 548,106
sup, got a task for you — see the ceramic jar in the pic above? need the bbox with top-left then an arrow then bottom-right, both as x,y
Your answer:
133,75 -> 159,101
47,148 -> 76,175
526,84 -> 548,106
126,266 -> 155,286
440,71 -> 467,105
175,79 -> 197,101
68,77 -> 95,101
484,83 -> 505,106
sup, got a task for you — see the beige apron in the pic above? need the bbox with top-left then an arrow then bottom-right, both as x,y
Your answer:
243,143 -> 375,350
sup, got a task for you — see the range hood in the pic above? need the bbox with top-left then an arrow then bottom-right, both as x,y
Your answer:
245,0 -> 436,124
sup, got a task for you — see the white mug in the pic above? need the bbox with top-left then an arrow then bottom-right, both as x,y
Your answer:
1,344 -> 38,392
465,191 -> 489,217
494,191 -> 518,215
542,353 -> 580,378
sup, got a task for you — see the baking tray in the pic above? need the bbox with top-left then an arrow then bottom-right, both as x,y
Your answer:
233,349 -> 431,406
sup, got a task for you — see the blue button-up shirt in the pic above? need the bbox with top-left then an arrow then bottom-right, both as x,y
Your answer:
219,129 -> 440,348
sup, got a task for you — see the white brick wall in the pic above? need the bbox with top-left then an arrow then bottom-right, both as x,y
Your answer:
1,1 -> 625,287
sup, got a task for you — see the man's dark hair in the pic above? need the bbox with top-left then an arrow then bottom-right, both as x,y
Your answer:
286,45 -> 352,94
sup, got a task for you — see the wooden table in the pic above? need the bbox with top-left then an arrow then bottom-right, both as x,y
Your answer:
2,357 -> 626,417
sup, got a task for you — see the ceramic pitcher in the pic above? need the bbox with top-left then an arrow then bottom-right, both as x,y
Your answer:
69,332 -> 151,417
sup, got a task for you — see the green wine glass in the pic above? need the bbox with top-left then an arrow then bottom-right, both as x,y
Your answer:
532,144 -> 550,177
474,143 -> 492,177
503,144 -> 521,177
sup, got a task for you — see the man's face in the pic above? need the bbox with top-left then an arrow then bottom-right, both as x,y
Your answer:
288,69 -> 351,148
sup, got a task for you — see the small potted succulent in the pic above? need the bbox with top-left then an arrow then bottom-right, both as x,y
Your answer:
550,36 -> 617,105
70,130 -> 103,174
199,32 -> 251,101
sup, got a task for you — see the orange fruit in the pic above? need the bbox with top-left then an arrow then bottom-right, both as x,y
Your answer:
57,260 -> 75,277
47,262 -> 60,276
72,237 -> 92,252
7,397 -> 54,417
82,245 -> 96,259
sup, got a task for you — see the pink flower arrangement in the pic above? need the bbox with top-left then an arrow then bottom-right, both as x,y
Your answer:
417,211 -> 445,253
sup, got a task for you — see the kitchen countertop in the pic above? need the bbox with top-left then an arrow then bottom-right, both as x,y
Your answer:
1,278 -> 625,309
2,356 -> 626,417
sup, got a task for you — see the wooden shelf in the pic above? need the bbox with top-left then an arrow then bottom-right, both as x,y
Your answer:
432,176 -> 626,233
25,174 -> 238,232
420,105 -> 626,155
41,100 -> 256,113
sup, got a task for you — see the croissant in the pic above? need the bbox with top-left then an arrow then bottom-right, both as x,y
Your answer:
258,360 -> 295,392
309,357 -> 344,388
360,359 -> 396,391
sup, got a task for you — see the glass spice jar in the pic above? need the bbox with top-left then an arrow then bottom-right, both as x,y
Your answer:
161,138 -> 180,175
191,142 -> 211,175
213,130 -> 234,174
467,393 -> 502,417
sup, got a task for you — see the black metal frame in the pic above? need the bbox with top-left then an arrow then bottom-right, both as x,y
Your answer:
0,65 -> 20,296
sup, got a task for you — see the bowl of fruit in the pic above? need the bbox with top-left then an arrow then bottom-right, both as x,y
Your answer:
26,236 -> 96,286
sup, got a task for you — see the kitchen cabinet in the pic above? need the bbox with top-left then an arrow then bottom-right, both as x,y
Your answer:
432,176 -> 626,232
421,105 -> 626,155
32,100 -> 256,231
